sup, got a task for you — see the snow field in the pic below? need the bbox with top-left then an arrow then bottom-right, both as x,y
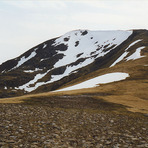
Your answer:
15,30 -> 132,92
110,39 -> 144,67
54,72 -> 129,92
52,30 -> 132,68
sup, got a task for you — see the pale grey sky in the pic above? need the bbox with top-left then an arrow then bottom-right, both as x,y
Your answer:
0,0 -> 148,64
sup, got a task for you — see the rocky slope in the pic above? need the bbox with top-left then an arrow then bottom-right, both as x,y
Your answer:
0,96 -> 148,148
0,29 -> 148,98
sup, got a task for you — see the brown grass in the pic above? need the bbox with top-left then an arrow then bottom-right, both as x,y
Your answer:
0,53 -> 148,114
96,95 -> 148,114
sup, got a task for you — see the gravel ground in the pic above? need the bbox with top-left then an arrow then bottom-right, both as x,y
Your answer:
0,96 -> 148,148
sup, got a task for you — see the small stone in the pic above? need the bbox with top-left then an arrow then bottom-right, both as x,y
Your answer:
1,145 -> 9,148
5,140 -> 15,143
142,128 -> 146,131
101,117 -> 105,120
19,144 -> 23,147
19,129 -> 25,133
41,136 -> 46,140
132,137 -> 138,141
113,143 -> 121,148
96,143 -> 103,148
137,144 -> 148,147
106,141 -> 112,145
110,120 -> 114,123
0,142 -> 5,146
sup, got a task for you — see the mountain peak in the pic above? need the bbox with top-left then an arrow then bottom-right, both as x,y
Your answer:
0,29 -> 147,98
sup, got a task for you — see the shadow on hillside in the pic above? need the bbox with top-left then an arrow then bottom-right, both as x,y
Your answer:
22,94 -> 129,113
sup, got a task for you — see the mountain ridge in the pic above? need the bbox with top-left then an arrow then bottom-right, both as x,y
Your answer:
0,29 -> 147,98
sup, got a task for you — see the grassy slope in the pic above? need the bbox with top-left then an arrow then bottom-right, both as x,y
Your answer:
0,51 -> 148,114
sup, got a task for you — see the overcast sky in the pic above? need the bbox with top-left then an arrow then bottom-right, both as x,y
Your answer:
0,0 -> 148,64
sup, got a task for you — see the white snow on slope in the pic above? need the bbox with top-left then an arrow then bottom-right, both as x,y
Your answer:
110,52 -> 128,67
11,48 -> 38,70
17,62 -> 85,92
50,58 -> 93,82
24,68 -> 42,73
2,70 -> 5,73
52,30 -> 132,68
110,39 -> 142,67
40,57 -> 50,62
16,70 -> 50,92
43,44 -> 47,48
54,72 -> 129,92
16,30 -> 132,92
127,39 -> 142,49
126,46 -> 145,61
18,57 -> 110,92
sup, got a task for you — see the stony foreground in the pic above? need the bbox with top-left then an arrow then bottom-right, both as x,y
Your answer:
0,96 -> 148,148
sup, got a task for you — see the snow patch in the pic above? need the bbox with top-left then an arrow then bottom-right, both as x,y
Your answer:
43,44 -> 47,48
127,39 -> 142,49
14,30 -> 133,92
16,59 -> 91,92
54,72 -> 129,92
40,58 -> 50,62
48,58 -> 94,84
110,39 -> 143,67
126,46 -> 145,61
16,70 -> 50,92
110,52 -> 128,67
11,48 -> 38,70
2,70 -> 5,73
52,30 -> 132,68
15,30 -> 133,92
24,68 -> 42,73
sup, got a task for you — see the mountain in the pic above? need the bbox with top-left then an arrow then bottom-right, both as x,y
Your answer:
0,29 -> 148,98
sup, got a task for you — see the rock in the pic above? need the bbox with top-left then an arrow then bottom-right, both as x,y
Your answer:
96,143 -> 103,148
18,129 -> 25,133
19,144 -> 23,147
106,140 -> 112,145
5,139 -> 15,143
0,142 -> 5,146
8,124 -> 13,127
0,104 -> 147,148
1,145 -> 9,148
131,137 -> 139,141
113,143 -> 121,148
110,120 -> 114,123
137,144 -> 148,147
